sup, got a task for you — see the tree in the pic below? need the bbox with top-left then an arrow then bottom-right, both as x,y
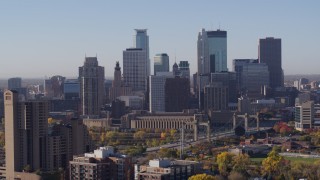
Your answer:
262,147 -> 285,177
133,130 -> 146,141
158,147 -> 177,158
232,153 -> 251,175
188,174 -> 216,180
216,152 -> 234,176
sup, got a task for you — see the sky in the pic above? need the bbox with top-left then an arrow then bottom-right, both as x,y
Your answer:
0,0 -> 319,79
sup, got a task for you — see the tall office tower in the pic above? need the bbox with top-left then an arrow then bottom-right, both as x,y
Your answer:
123,48 -> 148,92
233,59 -> 269,97
172,62 -> 180,77
0,90 -> 3,119
8,77 -> 22,89
4,90 -> 49,178
179,61 -> 190,79
44,75 -> 65,99
64,79 -> 80,100
134,29 -> 150,76
165,77 -> 190,112
203,83 -> 229,112
79,57 -> 105,117
109,62 -> 132,101
211,72 -> 237,103
197,29 -> 227,75
154,53 -> 169,75
259,37 -> 283,89
149,72 -> 174,112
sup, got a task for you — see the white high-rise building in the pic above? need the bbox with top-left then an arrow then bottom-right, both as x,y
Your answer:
149,72 -> 173,112
134,29 -> 150,76
123,48 -> 148,92
197,29 -> 227,75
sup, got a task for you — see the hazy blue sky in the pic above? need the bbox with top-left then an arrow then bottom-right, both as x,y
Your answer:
0,1 -> 319,79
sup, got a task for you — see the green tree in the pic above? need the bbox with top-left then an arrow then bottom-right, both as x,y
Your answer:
158,147 -> 177,158
228,171 -> 246,180
188,173 -> 216,180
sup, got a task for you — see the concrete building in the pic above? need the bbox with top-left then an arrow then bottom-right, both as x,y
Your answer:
203,82 -> 229,112
233,59 -> 269,97
197,29 -> 227,75
64,79 -> 80,100
154,53 -> 169,75
136,159 -> 201,180
259,37 -> 283,89
4,90 -> 49,178
79,57 -> 105,117
117,96 -> 144,110
126,109 -> 203,131
109,62 -> 132,102
149,72 -> 174,112
295,100 -> 314,131
69,146 -> 133,180
179,61 -> 190,79
44,75 -> 65,99
123,48 -> 148,92
165,77 -> 190,112
210,72 -> 237,103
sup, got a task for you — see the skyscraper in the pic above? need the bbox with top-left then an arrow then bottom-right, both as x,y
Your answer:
233,59 -> 269,97
179,61 -> 190,79
134,29 -> 150,76
8,77 -> 22,89
123,48 -> 148,92
4,90 -> 49,178
149,72 -> 173,112
154,53 -> 169,75
197,29 -> 227,75
259,37 -> 283,89
165,77 -> 190,112
79,57 -> 105,117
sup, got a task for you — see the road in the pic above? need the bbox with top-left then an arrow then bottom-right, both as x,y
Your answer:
146,127 -> 270,152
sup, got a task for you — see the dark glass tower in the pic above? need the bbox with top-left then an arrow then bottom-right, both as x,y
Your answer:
259,37 -> 283,89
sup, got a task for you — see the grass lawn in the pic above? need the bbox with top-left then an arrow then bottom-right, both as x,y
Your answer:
250,156 -> 319,164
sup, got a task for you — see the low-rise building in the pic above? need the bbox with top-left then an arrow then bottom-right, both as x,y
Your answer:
136,159 -> 201,180
69,146 -> 133,180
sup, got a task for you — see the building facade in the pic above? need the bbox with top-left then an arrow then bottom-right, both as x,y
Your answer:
197,29 -> 227,75
69,146 -> 133,180
259,37 -> 283,89
149,72 -> 174,112
179,61 -> 190,79
165,77 -> 190,112
134,29 -> 150,77
109,62 -> 132,102
79,57 -> 105,117
4,90 -> 49,178
8,77 -> 22,89
154,53 -> 169,75
233,59 -> 269,97
123,48 -> 148,92
64,79 -> 80,100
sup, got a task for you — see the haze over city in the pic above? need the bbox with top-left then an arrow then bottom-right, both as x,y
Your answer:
0,0 -> 319,78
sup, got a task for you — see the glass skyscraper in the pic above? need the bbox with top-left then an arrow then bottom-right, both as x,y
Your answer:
154,53 -> 169,75
197,29 -> 227,75
134,29 -> 150,76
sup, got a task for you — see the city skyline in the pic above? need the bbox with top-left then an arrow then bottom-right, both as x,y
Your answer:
0,1 -> 319,78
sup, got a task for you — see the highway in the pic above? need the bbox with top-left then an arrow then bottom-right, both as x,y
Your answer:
146,127 -> 270,152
